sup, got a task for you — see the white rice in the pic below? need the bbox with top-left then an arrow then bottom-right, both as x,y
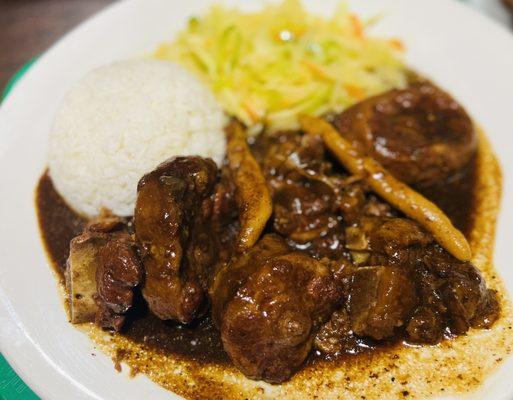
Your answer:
49,59 -> 226,217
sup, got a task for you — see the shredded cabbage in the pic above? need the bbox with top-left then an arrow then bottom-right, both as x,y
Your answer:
154,0 -> 407,134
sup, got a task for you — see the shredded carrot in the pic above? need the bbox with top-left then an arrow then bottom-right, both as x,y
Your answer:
302,59 -> 332,80
242,101 -> 261,123
389,39 -> 405,51
350,15 -> 364,38
344,84 -> 365,100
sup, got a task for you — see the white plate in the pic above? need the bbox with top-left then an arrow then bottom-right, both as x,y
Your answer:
1,0 -> 513,399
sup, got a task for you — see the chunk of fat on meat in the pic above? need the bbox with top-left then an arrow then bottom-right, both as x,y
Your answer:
65,232 -> 107,323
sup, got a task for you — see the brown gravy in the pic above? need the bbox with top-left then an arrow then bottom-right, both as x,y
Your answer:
36,172 -> 86,280
35,157 -> 479,366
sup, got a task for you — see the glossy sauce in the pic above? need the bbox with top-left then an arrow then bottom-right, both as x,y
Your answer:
35,157 -> 479,366
418,154 -> 477,238
36,172 -> 86,280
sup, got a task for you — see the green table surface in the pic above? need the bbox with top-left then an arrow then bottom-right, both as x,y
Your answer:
0,355 -> 39,400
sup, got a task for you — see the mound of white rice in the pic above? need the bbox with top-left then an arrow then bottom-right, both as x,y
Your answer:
49,59 -> 226,217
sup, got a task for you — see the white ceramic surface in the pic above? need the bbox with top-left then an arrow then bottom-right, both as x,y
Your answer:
0,0 -> 512,399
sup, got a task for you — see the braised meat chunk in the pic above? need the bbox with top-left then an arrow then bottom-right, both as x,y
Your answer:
349,266 -> 417,340
222,254 -> 340,383
253,130 -> 348,260
333,82 -> 477,185
210,234 -> 290,327
406,306 -> 444,344
66,216 -> 142,331
211,235 -> 341,383
368,216 -> 499,341
315,206 -> 499,353
135,156 -> 218,324
95,234 -> 142,331
404,257 -> 500,344
210,164 -> 240,262
424,248 -> 500,335
369,218 -> 432,257
273,181 -> 340,243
